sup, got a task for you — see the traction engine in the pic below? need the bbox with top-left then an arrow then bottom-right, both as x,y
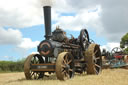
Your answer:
24,6 -> 102,80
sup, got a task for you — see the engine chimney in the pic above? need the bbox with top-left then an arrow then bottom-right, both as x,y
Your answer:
43,6 -> 51,40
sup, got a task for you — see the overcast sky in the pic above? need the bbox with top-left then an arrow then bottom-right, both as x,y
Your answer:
0,0 -> 127,60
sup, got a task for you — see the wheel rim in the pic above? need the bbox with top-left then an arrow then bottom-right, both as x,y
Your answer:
24,54 -> 44,80
56,52 -> 74,80
93,47 -> 102,74
86,44 -> 102,74
80,29 -> 89,50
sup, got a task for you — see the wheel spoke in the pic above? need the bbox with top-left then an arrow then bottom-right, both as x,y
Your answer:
31,72 -> 34,77
95,64 -> 101,68
33,57 -> 36,64
67,59 -> 72,64
63,59 -> 67,64
62,70 -> 66,74
65,72 -> 69,78
69,69 -> 73,72
61,64 -> 66,68
34,73 -> 36,79
37,73 -> 39,79
95,57 -> 100,60
65,55 -> 68,63
35,57 -> 38,63
94,50 -> 98,55
36,73 -> 39,79
94,68 -> 98,74
35,73 -> 37,79
36,73 -> 38,79
36,60 -> 39,64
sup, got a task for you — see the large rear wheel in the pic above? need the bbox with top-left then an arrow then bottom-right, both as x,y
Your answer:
85,44 -> 102,74
56,52 -> 75,80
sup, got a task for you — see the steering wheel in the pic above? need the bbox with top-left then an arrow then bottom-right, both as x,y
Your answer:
80,29 -> 89,50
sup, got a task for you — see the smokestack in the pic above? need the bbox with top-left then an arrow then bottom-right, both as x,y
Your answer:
43,6 -> 51,40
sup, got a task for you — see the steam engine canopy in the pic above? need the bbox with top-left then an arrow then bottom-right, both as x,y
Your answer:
38,40 -> 54,57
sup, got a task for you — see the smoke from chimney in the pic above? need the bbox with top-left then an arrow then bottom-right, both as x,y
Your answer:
40,0 -> 55,6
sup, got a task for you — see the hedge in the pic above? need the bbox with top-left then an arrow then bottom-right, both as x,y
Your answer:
0,59 -> 25,72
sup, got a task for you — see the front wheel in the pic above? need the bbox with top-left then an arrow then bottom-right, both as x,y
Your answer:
85,44 -> 102,74
24,54 -> 44,80
56,52 -> 75,80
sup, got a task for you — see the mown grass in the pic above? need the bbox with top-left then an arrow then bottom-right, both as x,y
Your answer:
0,69 -> 128,85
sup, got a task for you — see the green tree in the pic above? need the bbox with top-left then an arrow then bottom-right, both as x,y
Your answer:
120,32 -> 128,54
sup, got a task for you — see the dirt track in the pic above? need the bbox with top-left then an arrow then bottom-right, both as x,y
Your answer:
0,69 -> 128,85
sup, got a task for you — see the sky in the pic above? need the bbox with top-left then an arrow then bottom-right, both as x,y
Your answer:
0,0 -> 127,61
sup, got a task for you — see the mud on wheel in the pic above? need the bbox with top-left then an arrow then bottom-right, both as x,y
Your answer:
24,54 -> 44,80
56,52 -> 75,80
85,44 -> 102,74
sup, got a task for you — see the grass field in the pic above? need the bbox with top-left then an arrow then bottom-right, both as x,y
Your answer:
0,69 -> 128,85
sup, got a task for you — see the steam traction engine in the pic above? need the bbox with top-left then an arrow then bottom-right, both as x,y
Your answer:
24,6 -> 102,80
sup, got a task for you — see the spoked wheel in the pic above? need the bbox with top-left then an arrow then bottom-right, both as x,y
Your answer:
111,47 -> 122,54
24,54 -> 44,80
111,47 -> 123,59
56,52 -> 75,80
85,44 -> 102,74
80,29 -> 90,50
